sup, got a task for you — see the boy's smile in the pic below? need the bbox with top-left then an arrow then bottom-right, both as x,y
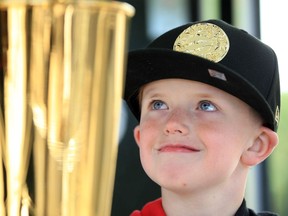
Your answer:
134,78 -> 263,194
157,143 -> 201,153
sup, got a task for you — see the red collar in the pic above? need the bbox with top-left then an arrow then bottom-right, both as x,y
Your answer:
130,198 -> 166,216
130,198 -> 277,216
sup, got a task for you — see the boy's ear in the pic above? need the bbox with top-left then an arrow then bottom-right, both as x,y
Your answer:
133,125 -> 141,147
241,127 -> 279,166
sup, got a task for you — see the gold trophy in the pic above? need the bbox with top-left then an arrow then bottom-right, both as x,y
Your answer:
0,0 -> 134,215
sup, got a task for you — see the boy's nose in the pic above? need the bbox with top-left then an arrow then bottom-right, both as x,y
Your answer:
164,110 -> 190,135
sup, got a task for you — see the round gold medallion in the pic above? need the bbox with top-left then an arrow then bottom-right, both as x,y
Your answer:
173,23 -> 230,62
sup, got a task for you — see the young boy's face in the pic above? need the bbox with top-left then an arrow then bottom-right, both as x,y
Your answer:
133,78 -> 263,194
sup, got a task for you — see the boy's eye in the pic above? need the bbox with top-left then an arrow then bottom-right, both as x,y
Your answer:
151,100 -> 168,110
198,100 -> 217,112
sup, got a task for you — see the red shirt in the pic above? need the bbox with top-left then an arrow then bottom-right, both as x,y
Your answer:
130,198 -> 166,216
129,198 -> 277,216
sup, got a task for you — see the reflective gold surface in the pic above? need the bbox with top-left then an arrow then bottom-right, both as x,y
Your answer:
173,23 -> 230,63
0,1 -> 134,215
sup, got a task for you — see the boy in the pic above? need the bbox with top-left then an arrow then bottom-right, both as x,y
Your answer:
123,20 -> 280,215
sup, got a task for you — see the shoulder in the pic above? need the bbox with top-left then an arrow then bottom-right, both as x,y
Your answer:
248,209 -> 278,216
236,200 -> 278,216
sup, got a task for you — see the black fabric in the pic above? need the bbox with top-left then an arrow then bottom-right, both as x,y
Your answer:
236,200 -> 278,216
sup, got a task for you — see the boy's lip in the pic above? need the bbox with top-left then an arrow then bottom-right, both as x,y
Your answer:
157,144 -> 200,153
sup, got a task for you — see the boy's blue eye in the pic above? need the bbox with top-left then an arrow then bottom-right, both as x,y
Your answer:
152,100 -> 168,110
199,100 -> 217,111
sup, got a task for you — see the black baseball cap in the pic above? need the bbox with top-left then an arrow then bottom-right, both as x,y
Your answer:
124,19 -> 281,131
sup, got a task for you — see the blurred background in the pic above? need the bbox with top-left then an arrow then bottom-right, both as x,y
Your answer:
111,0 -> 288,215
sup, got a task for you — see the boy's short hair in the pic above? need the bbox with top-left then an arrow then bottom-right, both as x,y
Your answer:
124,19 -> 280,131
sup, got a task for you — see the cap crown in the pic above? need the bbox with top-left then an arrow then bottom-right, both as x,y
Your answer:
124,20 -> 280,131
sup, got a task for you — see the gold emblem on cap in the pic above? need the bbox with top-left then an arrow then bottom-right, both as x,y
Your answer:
173,23 -> 230,62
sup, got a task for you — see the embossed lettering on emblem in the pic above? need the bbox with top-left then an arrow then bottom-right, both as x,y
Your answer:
173,23 -> 230,62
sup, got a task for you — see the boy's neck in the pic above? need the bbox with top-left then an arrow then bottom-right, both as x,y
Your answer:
161,171 -> 247,216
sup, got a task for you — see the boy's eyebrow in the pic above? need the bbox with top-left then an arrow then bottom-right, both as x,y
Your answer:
192,93 -> 215,99
137,87 -> 163,108
141,85 -> 163,98
138,90 -> 162,110
142,92 -> 165,100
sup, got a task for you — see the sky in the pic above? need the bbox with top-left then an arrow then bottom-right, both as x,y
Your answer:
260,1 -> 288,92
